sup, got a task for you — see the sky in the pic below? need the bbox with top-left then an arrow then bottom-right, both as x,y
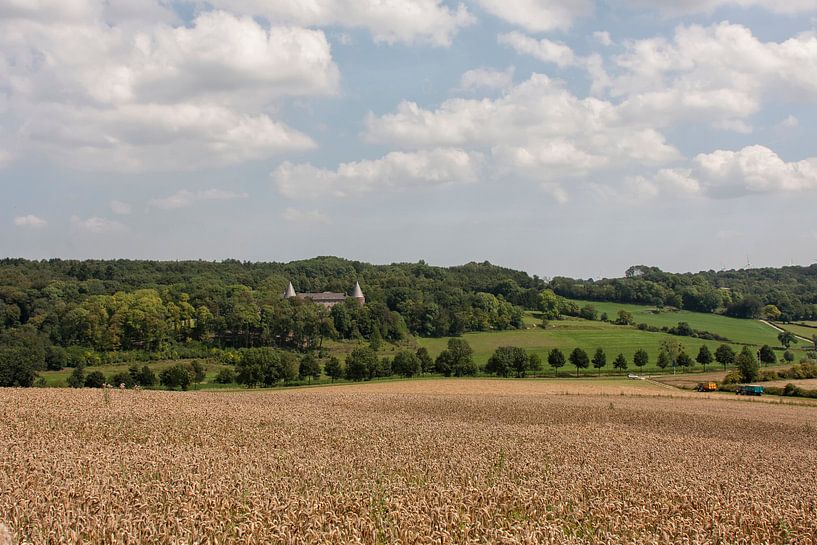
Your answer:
2,0 -> 817,279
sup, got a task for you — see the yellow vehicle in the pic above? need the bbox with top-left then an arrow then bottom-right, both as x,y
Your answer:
696,382 -> 718,392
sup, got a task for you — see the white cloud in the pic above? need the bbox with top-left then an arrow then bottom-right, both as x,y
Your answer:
617,0 -> 817,16
473,0 -> 593,32
70,216 -> 125,233
149,189 -> 249,210
594,31 -> 613,46
365,73 -> 680,184
273,148 -> 483,199
110,200 -> 132,215
498,32 -> 576,67
282,208 -> 332,225
14,214 -> 47,228
610,23 -> 817,130
498,31 -> 610,93
0,8 -> 335,171
203,0 -> 475,46
653,146 -> 817,198
458,67 -> 515,92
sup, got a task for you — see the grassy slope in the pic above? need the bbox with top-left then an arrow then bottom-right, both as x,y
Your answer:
778,323 -> 817,343
419,301 -> 805,374
568,299 -> 781,346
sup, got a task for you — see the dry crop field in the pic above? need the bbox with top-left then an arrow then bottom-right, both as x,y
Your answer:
2,380 -> 817,544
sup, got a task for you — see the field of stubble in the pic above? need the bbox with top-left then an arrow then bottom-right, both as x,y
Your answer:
1,379 -> 816,544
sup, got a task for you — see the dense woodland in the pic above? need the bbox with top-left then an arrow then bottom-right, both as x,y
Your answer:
1,256 -> 816,387
551,264 -> 817,321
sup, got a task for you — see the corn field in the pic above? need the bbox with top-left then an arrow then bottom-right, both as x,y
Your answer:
1,380 -> 816,544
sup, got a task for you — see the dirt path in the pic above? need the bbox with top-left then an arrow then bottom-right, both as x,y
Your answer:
758,320 -> 813,344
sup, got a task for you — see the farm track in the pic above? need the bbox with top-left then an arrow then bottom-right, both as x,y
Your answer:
759,320 -> 813,344
2,381 -> 817,544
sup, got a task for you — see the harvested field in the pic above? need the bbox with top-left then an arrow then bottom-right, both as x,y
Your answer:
2,380 -> 817,544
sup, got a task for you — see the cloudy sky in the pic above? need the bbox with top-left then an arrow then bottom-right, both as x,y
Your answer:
2,0 -> 817,278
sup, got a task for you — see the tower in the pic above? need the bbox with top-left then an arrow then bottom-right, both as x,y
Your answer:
352,281 -> 365,306
284,281 -> 296,298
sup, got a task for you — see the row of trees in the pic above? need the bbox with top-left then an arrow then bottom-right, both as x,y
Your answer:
550,264 -> 817,321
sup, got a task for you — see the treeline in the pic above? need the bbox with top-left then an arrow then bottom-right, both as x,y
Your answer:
0,257 -> 536,385
551,264 -> 817,321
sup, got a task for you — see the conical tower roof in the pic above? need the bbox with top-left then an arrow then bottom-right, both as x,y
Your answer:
284,281 -> 296,298
352,281 -> 364,298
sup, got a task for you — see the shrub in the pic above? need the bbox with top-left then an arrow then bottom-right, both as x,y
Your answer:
722,371 -> 742,385
84,370 -> 106,388
109,371 -> 134,388
214,368 -> 236,384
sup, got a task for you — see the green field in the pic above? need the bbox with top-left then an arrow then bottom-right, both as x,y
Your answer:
779,323 -> 817,344
567,299 -> 782,346
418,301 -> 807,375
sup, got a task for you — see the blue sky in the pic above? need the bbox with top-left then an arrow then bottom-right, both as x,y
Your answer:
2,0 -> 817,278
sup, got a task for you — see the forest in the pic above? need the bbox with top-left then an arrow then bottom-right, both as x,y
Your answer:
2,256 -> 816,387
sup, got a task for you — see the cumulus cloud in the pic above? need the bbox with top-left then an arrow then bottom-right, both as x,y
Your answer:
203,0 -> 475,46
70,216 -> 125,233
498,31 -> 609,93
654,146 -> 817,197
14,214 -> 47,228
0,7 -> 334,171
610,23 -> 817,130
365,73 -> 680,184
616,0 -> 817,16
282,208 -> 332,225
473,0 -> 593,32
149,189 -> 249,210
273,148 -> 483,199
458,67 -> 515,92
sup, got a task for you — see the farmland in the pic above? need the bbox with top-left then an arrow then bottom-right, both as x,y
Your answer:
2,380 -> 816,544
418,302 -> 801,373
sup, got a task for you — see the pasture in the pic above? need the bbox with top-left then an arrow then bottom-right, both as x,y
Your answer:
1,380 -> 816,544
418,315 -> 795,375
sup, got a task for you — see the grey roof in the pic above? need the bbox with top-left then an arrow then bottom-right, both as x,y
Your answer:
296,292 -> 347,301
352,281 -> 364,298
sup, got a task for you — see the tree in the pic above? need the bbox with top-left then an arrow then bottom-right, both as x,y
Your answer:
633,349 -> 649,370
676,351 -> 693,370
416,347 -> 434,374
783,350 -> 795,363
324,356 -> 344,381
109,371 -> 134,388
138,365 -> 156,387
214,368 -> 236,384
528,353 -> 542,374
592,348 -> 607,376
392,350 -> 421,377
84,370 -> 106,388
777,331 -> 796,349
613,353 -> 628,371
299,354 -> 321,382
600,312 -> 609,322
615,310 -> 634,326
763,304 -> 782,321
659,338 -> 684,374
345,347 -> 378,381
736,346 -> 759,383
579,305 -> 597,321
160,364 -> 192,390
539,290 -> 561,321
696,345 -> 713,371
715,344 -> 736,371
759,344 -> 776,366
190,361 -> 207,387
435,338 -> 477,377
548,348 -> 566,376
67,365 -> 86,388
486,346 -> 530,378
569,347 -> 589,377
657,350 -> 670,370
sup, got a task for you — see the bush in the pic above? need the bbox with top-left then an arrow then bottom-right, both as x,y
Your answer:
109,371 -> 134,388
214,368 -> 236,384
722,370 -> 742,385
84,370 -> 106,388
783,383 -> 802,396
159,364 -> 193,390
